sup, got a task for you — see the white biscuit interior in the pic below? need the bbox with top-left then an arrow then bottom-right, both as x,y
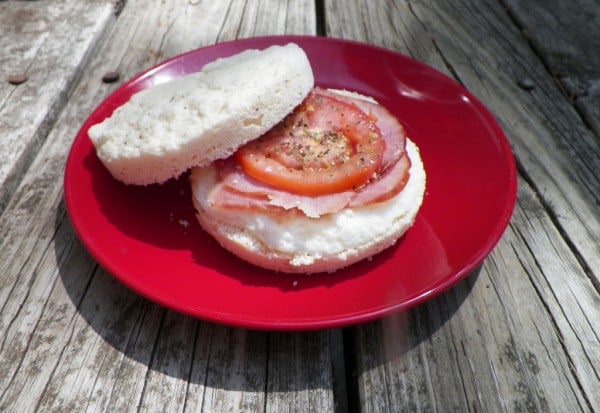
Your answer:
88,43 -> 314,185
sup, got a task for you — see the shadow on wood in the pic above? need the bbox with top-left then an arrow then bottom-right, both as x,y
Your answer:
53,200 -> 337,401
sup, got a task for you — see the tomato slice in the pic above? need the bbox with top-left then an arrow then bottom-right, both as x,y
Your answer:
235,89 -> 385,196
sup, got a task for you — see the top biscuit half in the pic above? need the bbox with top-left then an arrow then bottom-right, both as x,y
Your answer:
87,43 -> 314,185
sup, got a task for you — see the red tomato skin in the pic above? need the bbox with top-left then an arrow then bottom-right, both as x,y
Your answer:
236,89 -> 385,196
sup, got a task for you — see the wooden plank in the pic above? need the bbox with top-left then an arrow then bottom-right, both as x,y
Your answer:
0,0 -> 114,213
266,331 -> 336,412
351,182 -> 599,412
0,0 -> 335,412
325,0 -> 600,411
502,0 -> 600,135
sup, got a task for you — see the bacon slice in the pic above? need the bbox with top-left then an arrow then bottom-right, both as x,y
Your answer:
203,89 -> 411,218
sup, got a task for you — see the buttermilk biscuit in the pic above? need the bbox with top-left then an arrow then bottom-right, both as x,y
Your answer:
88,43 -> 314,185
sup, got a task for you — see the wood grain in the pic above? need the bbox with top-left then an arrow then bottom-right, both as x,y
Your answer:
325,0 -> 600,411
0,1 -> 335,412
502,0 -> 600,136
0,0 -> 114,214
1,0 -> 598,411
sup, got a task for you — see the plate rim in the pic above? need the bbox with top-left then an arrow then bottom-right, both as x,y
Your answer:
64,35 -> 517,330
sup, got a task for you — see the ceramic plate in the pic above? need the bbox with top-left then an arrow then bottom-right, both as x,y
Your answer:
64,36 -> 517,330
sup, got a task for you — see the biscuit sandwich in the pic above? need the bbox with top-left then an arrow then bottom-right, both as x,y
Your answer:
88,43 -> 426,274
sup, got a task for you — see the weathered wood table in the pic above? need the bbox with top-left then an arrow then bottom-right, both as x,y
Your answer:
1,1 -> 598,411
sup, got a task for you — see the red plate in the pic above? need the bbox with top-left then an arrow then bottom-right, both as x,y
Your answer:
64,36 -> 517,330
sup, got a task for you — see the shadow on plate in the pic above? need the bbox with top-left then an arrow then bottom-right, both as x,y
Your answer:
82,150 -> 399,291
